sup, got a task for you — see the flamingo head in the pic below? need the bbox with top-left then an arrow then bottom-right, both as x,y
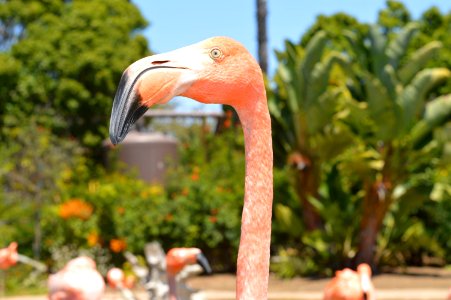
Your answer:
165,247 -> 212,276
106,267 -> 124,288
109,36 -> 263,144
0,242 -> 18,270
65,256 -> 96,270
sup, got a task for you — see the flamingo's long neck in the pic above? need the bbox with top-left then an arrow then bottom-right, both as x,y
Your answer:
235,95 -> 273,299
168,274 -> 177,300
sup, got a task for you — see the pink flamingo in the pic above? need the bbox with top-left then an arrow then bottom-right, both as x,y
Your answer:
165,247 -> 212,300
0,242 -> 18,270
107,268 -> 137,300
323,263 -> 375,300
109,37 -> 273,299
107,248 -> 210,300
48,256 -> 105,300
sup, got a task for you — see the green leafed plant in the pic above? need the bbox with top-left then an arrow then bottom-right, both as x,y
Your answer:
269,30 -> 354,231
342,22 -> 450,265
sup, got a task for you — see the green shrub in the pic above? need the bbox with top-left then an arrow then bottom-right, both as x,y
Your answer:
40,128 -> 249,271
164,129 -> 245,271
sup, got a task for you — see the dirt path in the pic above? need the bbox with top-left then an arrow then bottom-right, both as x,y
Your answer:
4,267 -> 451,300
188,266 -> 451,291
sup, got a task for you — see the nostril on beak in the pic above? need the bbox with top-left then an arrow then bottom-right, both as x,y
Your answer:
151,60 -> 169,65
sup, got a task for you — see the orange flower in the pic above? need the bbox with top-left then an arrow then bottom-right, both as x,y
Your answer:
87,232 -> 99,247
223,110 -> 234,128
190,166 -> 200,181
223,119 -> 232,129
208,216 -> 218,223
110,239 -> 127,253
117,207 -> 125,215
181,188 -> 189,196
124,274 -> 136,289
165,213 -> 174,221
59,199 -> 93,220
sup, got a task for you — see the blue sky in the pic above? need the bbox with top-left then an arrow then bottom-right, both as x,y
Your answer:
132,0 -> 450,111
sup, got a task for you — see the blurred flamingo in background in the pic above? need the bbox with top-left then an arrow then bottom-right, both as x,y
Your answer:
107,267 -> 137,300
323,263 -> 375,300
109,36 -> 273,299
108,247 -> 210,300
165,248 -> 211,300
48,256 -> 105,300
0,242 -> 18,270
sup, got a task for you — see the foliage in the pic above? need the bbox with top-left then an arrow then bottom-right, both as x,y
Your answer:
270,30 -> 352,163
3,264 -> 47,296
271,164 -> 362,277
413,6 -> 451,95
269,1 -> 451,275
300,13 -> 368,51
0,0 -> 149,154
163,128 -> 245,271
269,30 -> 353,231
0,117 -> 84,258
377,0 -> 411,34
35,128 -> 246,272
41,168 -> 164,267
343,19 -> 450,263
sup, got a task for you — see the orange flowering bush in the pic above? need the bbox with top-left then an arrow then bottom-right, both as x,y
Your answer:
59,199 -> 93,220
87,232 -> 100,247
161,129 -> 247,270
110,239 -> 127,253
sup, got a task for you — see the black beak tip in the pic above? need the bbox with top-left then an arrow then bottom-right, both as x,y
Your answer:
109,125 -> 125,145
109,133 -> 120,145
196,253 -> 212,275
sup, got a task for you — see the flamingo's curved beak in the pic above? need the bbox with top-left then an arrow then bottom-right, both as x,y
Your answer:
196,252 -> 212,274
109,55 -> 198,145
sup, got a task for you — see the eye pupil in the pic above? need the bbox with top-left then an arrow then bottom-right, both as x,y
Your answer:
210,48 -> 222,59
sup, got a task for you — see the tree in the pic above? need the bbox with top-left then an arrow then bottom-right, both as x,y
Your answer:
343,23 -> 450,265
0,0 -> 149,156
268,31 -> 351,231
269,4 -> 451,271
256,0 -> 268,73
300,13 -> 368,51
1,117 -> 84,258
377,0 -> 411,34
413,6 -> 451,95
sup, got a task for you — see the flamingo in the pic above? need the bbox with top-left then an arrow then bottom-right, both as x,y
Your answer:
0,242 -> 48,272
109,36 -> 273,299
165,248 -> 212,300
108,248 -> 210,300
48,256 -> 105,300
0,242 -> 18,270
323,263 -> 375,300
107,267 -> 137,300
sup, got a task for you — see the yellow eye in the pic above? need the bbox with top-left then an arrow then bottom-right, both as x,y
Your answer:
210,48 -> 222,59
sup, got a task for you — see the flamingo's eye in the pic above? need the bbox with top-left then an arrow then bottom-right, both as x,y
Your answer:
209,48 -> 222,60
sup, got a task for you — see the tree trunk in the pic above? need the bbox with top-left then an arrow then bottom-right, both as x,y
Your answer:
256,0 -> 268,73
355,180 -> 392,267
33,205 -> 42,259
294,155 -> 323,231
